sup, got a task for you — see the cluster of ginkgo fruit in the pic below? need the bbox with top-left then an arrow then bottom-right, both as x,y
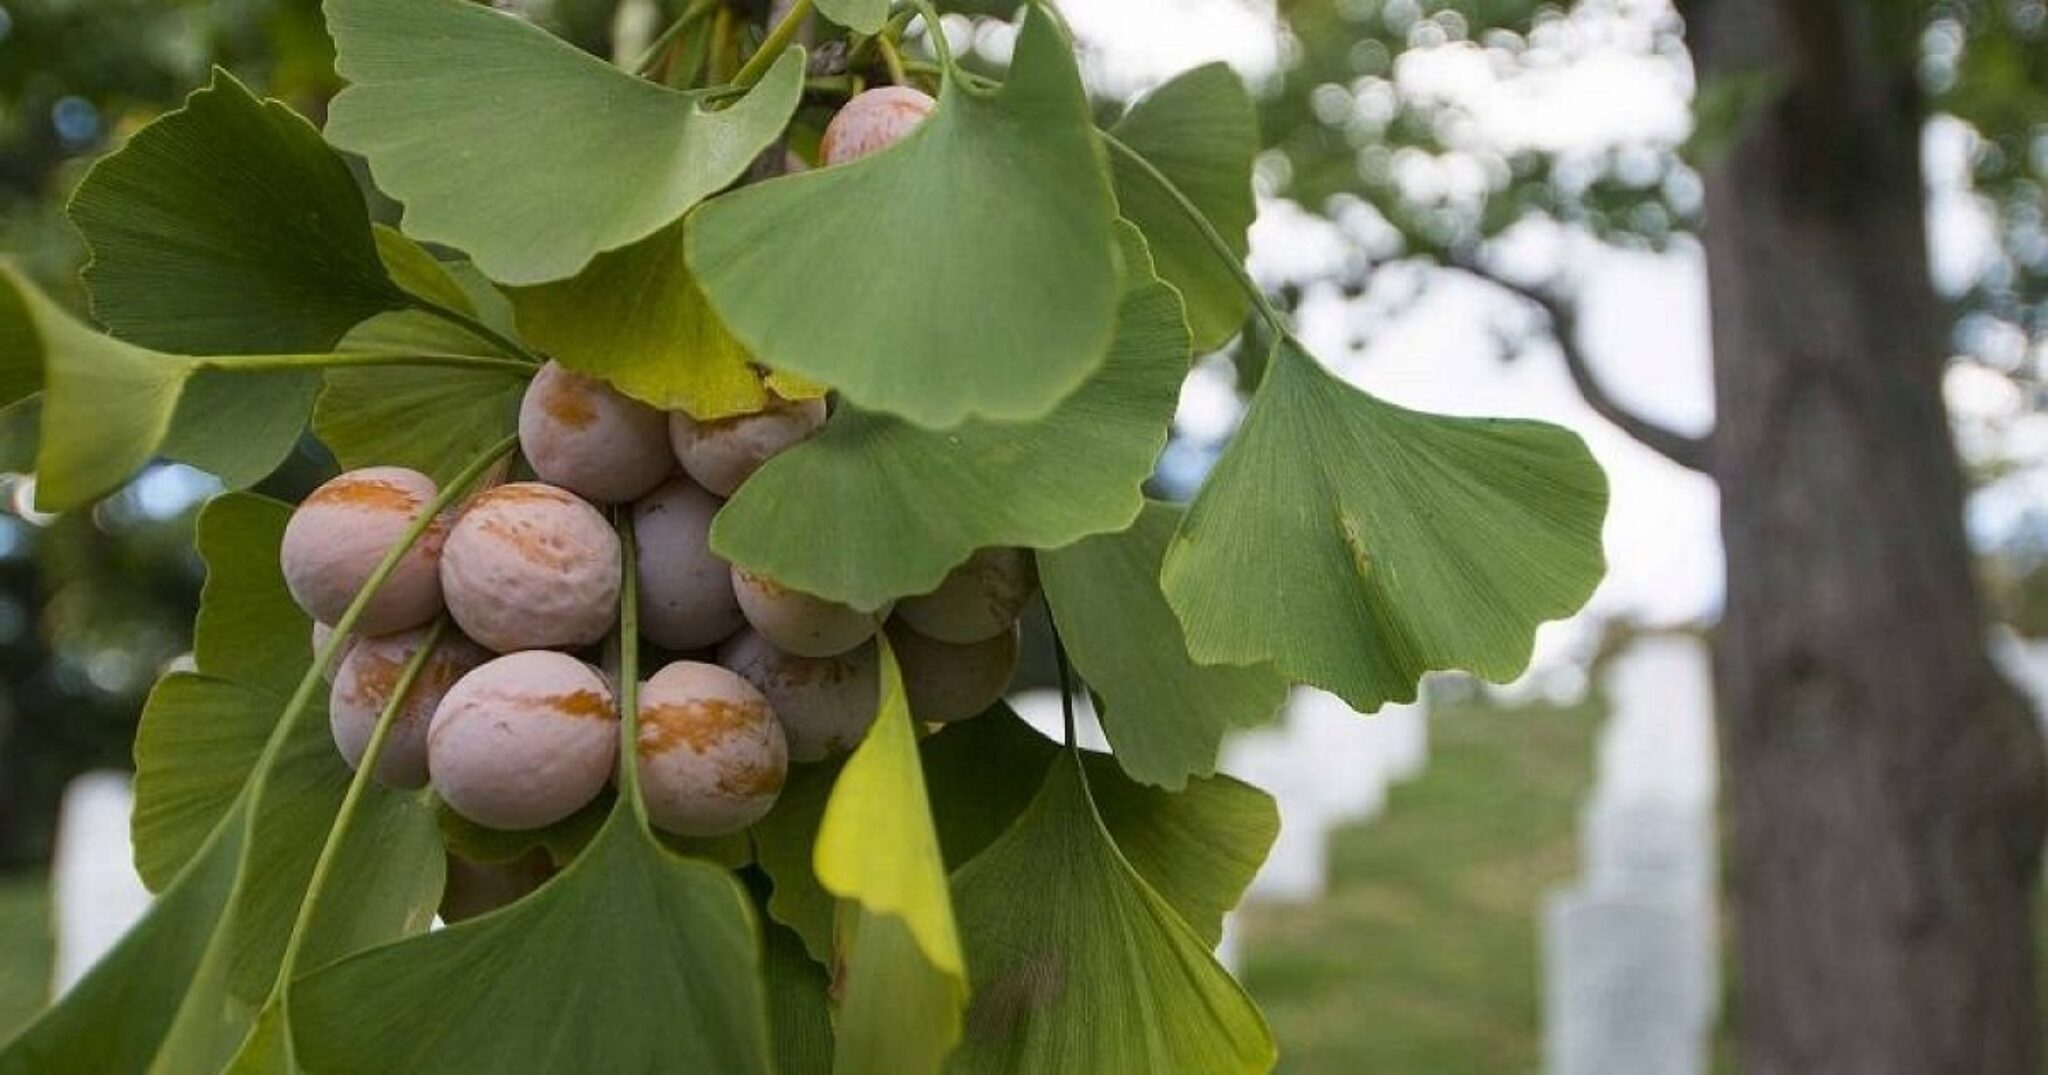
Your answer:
276,86 -> 1036,855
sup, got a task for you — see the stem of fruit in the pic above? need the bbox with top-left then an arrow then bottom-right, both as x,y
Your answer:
909,1 -> 954,70
198,351 -> 538,377
269,617 -> 448,999
876,34 -> 909,86
1098,130 -> 1288,336
245,434 -> 513,1007
1045,605 -> 1079,747
613,513 -> 647,814
731,0 -> 812,90
409,298 -> 547,367
630,0 -> 719,77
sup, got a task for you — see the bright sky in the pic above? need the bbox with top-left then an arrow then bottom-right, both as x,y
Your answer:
1066,0 -> 2034,691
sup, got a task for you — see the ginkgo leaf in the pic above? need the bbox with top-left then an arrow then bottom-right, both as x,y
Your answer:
0,494 -> 444,1074
921,709 -> 1275,947
67,68 -> 406,354
0,265 -> 190,510
814,641 -> 966,1075
816,0 -> 888,33
763,918 -> 834,1075
314,312 -> 530,486
1163,338 -> 1610,711
64,67 -> 394,491
688,4 -> 1121,428
711,222 -> 1187,611
1109,63 -> 1259,353
290,807 -> 774,1075
749,760 -> 843,963
324,0 -> 807,285
373,225 -> 476,317
1039,501 -> 1287,789
506,221 -> 825,419
947,750 -> 1276,1074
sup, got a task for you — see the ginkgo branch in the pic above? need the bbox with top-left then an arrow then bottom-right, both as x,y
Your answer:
1446,256 -> 1714,474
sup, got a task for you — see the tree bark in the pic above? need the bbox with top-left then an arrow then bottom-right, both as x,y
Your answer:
1690,1 -> 2048,1071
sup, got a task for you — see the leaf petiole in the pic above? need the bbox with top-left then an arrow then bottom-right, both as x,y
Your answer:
1098,129 -> 1288,338
731,0 -> 813,91
219,433 -> 516,1054
629,0 -> 720,78
269,617 -> 449,996
613,512 -> 648,818
196,350 -> 538,377
409,298 -> 548,366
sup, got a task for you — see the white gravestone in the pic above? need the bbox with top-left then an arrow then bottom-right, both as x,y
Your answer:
1544,635 -> 1719,1075
50,771 -> 153,994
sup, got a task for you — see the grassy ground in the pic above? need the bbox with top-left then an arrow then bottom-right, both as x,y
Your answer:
1235,696 -> 1603,1075
0,872 -> 50,1041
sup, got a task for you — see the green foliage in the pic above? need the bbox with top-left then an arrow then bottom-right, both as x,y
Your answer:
1163,339 -> 1608,711
291,808 -> 774,1074
813,641 -> 968,1074
506,221 -> 824,418
688,5 -> 1122,428
1110,64 -> 1260,353
1040,501 -> 1287,788
816,0 -> 891,34
313,312 -> 531,485
68,69 -> 404,354
0,266 -> 193,510
324,0 -> 807,285
0,494 -> 443,1074
711,223 -> 1187,610
950,753 -> 1275,1073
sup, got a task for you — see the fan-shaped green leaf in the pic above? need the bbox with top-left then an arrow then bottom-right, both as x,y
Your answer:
291,806 -> 773,1075
749,760 -> 843,963
0,804 -> 246,1075
764,919 -> 835,1075
947,751 -> 1275,1074
1039,501 -> 1286,789
0,268 -> 394,510
324,0 -> 807,284
67,68 -> 406,354
506,221 -> 825,419
816,0 -> 888,33
711,223 -> 1186,610
921,710 -> 1276,946
815,641 -> 967,1074
1163,339 -> 1610,711
688,4 -> 1121,427
0,265 -> 190,510
314,312 -> 530,486
1110,64 -> 1259,353
1,493 -> 444,1074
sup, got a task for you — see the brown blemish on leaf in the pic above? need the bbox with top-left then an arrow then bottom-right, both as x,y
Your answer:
307,476 -> 422,515
965,950 -> 1067,1041
1337,509 -> 1373,580
637,697 -> 768,757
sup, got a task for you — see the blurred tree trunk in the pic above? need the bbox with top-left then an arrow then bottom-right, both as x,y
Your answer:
1688,1 -> 2048,1071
